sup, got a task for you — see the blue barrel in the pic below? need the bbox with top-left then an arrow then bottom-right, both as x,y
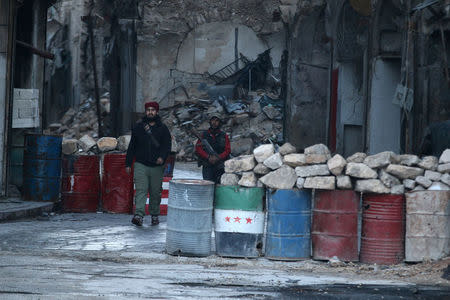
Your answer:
23,134 -> 62,202
166,179 -> 215,257
265,189 -> 312,260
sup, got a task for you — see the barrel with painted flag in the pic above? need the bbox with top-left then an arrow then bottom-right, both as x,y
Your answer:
214,185 -> 265,258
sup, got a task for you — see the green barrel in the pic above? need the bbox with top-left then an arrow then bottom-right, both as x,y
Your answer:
214,185 -> 265,258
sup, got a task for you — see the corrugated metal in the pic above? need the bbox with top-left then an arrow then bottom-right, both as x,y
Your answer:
312,190 -> 359,262
214,186 -> 265,258
102,154 -> 133,214
405,191 -> 450,262
166,179 -> 214,257
22,134 -> 62,202
265,189 -> 311,260
61,155 -> 100,213
360,194 -> 405,265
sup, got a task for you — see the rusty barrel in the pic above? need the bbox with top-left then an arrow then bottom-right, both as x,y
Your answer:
61,155 -> 100,212
360,194 -> 405,265
312,190 -> 359,262
102,153 -> 133,214
405,191 -> 450,262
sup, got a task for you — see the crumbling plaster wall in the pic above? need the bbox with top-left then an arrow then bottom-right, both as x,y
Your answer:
135,0 -> 285,112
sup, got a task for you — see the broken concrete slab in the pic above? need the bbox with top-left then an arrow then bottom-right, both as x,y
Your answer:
327,154 -> 346,176
345,163 -> 377,179
304,176 -> 335,190
295,164 -> 330,177
224,155 -> 256,173
385,164 -> 424,179
355,179 -> 390,194
259,165 -> 297,189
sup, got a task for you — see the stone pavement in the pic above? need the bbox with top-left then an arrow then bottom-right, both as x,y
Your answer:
0,197 -> 53,222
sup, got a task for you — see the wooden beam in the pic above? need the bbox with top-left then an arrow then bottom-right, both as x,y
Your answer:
16,40 -> 54,60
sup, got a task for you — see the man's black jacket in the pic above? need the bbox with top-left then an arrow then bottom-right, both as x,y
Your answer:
125,115 -> 171,167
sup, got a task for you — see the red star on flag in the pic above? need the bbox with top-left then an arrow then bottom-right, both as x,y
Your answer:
246,218 -> 252,224
225,216 -> 231,222
234,217 -> 241,223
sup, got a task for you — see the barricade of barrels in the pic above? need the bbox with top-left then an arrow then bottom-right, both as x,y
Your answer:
165,180 -> 449,265
61,153 -> 175,215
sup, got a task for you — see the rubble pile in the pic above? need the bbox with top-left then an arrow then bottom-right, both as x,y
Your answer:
52,90 -> 283,160
159,91 -> 283,161
222,144 -> 450,193
61,135 -> 132,156
45,95 -> 111,140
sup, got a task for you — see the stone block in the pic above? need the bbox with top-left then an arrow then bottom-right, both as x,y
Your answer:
295,164 -> 330,177
336,175 -> 352,189
355,179 -> 390,194
253,144 -> 274,163
304,176 -> 336,190
263,153 -> 283,170
220,173 -> 239,186
97,137 -> 118,152
385,164 -> 424,179
283,153 -> 306,167
345,162 -> 377,179
327,154 -> 347,176
259,165 -> 297,189
224,155 -> 255,173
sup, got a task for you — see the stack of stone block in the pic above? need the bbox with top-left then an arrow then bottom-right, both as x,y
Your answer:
221,143 -> 450,194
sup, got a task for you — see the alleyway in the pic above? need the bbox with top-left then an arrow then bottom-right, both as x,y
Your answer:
0,163 -> 448,299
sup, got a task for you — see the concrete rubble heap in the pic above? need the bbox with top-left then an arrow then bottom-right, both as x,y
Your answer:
52,90 -> 283,159
222,144 -> 450,193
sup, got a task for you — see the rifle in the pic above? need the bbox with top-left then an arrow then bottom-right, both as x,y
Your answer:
189,127 -> 218,157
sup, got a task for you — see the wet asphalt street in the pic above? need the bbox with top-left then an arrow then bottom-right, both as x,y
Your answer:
0,163 -> 448,299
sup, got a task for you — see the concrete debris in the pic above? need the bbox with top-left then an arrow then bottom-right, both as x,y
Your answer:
391,184 -> 405,195
222,144 -> 448,193
440,173 -> 450,186
304,176 -> 335,190
437,163 -> 450,173
346,152 -> 367,163
253,163 -> 271,175
97,137 -> 118,152
403,179 -> 416,190
253,144 -> 275,163
220,173 -> 240,186
327,154 -> 346,176
283,153 -> 306,167
396,154 -> 420,166
296,177 -> 305,189
61,139 -> 79,155
345,163 -> 377,179
378,169 -> 401,188
355,179 -> 391,194
278,142 -> 296,156
224,155 -> 256,173
262,105 -> 282,120
305,154 -> 329,164
415,176 -> 432,188
259,165 -> 297,189
304,143 -> 331,156
424,170 -> 442,182
439,149 -> 450,164
336,175 -> 352,189
418,156 -> 438,170
117,135 -> 131,152
263,153 -> 283,170
385,164 -> 424,180
238,172 -> 258,187
363,151 -> 395,169
78,134 -> 97,152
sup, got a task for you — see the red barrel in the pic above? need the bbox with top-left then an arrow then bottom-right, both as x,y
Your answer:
133,176 -> 171,216
312,190 -> 359,262
102,153 -> 133,214
61,155 -> 100,212
360,194 -> 405,265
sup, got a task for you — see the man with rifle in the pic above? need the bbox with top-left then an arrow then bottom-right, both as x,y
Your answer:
195,114 -> 231,183
125,101 -> 171,226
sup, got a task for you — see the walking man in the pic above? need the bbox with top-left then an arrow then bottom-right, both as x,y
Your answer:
195,114 -> 231,183
126,101 -> 171,226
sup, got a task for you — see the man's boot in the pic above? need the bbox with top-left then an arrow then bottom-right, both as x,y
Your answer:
132,215 -> 143,226
151,215 -> 159,225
